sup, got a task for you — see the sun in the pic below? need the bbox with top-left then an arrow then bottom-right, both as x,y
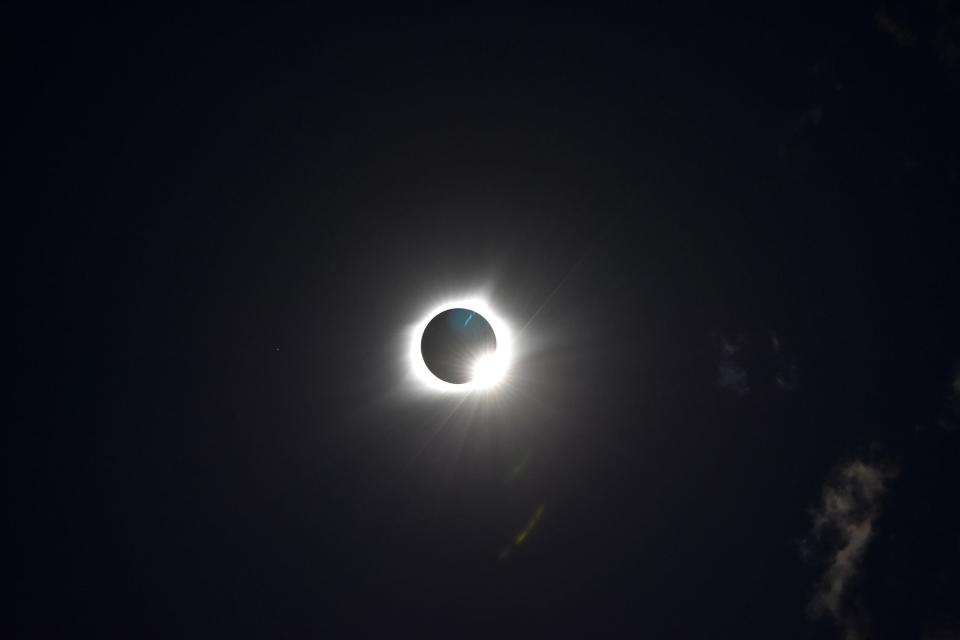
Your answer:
408,297 -> 514,393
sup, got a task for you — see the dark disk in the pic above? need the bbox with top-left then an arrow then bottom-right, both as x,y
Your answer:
420,308 -> 497,384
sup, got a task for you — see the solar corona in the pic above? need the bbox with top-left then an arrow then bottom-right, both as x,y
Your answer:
408,298 -> 513,393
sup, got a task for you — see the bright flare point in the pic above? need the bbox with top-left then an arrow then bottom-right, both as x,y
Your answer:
470,351 -> 507,388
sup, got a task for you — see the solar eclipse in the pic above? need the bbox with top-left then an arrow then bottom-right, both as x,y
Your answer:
408,298 -> 513,393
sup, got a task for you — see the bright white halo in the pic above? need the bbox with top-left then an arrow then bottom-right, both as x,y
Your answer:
408,297 -> 513,393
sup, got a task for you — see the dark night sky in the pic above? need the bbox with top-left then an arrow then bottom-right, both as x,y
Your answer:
9,3 -> 960,638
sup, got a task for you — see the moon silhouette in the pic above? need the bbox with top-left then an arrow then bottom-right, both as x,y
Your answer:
420,308 -> 497,384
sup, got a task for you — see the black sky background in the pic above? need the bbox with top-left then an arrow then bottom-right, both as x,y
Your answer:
9,3 -> 960,638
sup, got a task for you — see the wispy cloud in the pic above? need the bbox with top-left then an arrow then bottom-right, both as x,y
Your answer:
717,360 -> 750,397
776,359 -> 800,392
714,333 -> 750,396
808,460 -> 896,639
875,8 -> 917,47
712,331 -> 800,396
